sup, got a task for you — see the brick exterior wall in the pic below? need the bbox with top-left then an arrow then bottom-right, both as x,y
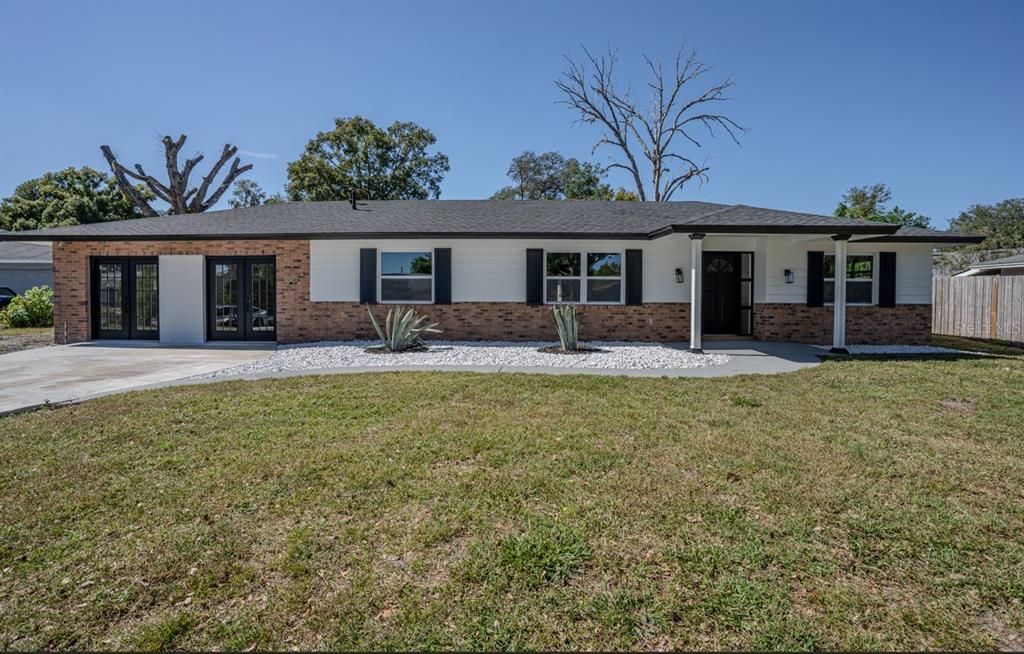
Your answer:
52,239 -> 931,345
52,240 -> 690,344
752,303 -> 932,344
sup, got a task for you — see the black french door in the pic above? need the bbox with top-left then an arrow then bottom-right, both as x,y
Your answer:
206,257 -> 276,341
90,257 -> 160,340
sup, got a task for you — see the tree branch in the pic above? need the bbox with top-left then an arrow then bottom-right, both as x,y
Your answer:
100,145 -> 159,217
556,43 -> 744,201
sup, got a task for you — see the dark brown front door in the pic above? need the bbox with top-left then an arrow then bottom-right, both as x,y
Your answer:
702,252 -> 740,334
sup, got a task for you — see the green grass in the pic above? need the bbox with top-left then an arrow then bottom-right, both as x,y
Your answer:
933,334 -> 1024,357
1,355 -> 1023,650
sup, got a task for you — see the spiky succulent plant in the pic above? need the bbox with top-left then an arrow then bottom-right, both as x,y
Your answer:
367,305 -> 441,352
551,304 -> 579,351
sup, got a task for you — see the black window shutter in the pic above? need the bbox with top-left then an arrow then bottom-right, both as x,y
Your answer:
625,249 -> 643,305
359,248 -> 377,304
434,248 -> 452,304
879,251 -> 896,307
807,251 -> 824,307
526,248 -> 544,305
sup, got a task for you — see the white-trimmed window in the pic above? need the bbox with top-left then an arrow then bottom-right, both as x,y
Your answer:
825,254 -> 874,305
380,251 -> 433,303
545,251 -> 623,304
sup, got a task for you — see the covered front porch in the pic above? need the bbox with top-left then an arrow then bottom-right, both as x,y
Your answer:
684,231 -> 879,354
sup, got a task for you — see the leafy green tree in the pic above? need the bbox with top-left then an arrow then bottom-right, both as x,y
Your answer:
949,199 -> 1024,249
228,179 -> 284,208
286,116 -> 449,201
834,182 -> 930,228
229,179 -> 267,208
493,151 -> 567,200
934,199 -> 1024,273
491,151 -> 636,201
0,166 -> 151,231
562,159 -> 613,200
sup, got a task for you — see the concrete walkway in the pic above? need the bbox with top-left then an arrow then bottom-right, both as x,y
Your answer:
0,340 -> 822,416
0,341 -> 274,415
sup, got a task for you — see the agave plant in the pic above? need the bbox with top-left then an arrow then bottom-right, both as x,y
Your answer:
551,304 -> 579,351
367,305 -> 441,352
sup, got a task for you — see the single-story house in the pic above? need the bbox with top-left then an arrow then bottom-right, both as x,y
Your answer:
954,252 -> 1024,277
0,199 -> 981,352
0,235 -> 53,294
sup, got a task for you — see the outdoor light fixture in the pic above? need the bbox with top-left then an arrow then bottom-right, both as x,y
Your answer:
675,268 -> 684,283
784,269 -> 795,284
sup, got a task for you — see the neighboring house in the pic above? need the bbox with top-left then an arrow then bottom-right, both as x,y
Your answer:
0,234 -> 54,294
955,252 -> 1024,277
0,200 -> 981,351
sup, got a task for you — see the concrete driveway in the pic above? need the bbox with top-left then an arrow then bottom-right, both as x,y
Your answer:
0,342 -> 274,415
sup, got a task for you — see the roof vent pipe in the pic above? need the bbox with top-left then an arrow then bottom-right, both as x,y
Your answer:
349,189 -> 357,209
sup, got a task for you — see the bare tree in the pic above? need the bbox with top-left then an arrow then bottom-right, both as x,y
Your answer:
101,135 -> 253,216
556,45 -> 745,201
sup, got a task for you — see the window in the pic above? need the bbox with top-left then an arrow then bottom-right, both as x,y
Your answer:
825,254 -> 874,304
380,251 -> 433,303
545,251 -> 622,304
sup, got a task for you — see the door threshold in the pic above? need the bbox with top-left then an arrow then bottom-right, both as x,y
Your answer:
703,334 -> 754,340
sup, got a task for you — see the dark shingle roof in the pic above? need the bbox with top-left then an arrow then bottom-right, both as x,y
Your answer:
857,224 -> 985,243
0,200 -> 979,243
971,252 -> 1024,269
0,240 -> 53,263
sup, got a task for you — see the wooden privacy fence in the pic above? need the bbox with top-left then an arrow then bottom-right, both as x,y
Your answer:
933,276 -> 1024,343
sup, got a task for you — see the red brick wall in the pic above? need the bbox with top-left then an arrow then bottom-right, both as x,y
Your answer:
752,303 -> 932,344
296,302 -> 691,343
52,239 -> 930,345
52,240 -> 306,344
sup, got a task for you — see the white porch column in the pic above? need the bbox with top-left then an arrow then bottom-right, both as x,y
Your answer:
830,235 -> 850,354
689,233 -> 705,353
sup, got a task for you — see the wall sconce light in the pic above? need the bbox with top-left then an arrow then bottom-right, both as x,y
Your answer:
784,269 -> 795,284
675,268 -> 684,284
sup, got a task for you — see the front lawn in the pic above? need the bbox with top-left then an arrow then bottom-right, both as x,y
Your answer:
1,355 -> 1023,650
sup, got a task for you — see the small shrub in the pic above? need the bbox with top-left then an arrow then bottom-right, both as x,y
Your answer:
0,286 -> 53,328
366,305 -> 440,352
551,304 -> 579,351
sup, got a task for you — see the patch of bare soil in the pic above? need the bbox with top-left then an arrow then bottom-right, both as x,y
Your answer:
536,345 -> 605,355
939,399 -> 975,416
0,330 -> 53,355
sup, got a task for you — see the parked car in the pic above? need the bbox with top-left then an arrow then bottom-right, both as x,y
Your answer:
0,286 -> 17,309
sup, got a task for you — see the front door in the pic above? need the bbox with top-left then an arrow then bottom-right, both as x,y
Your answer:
702,252 -> 740,334
91,257 -> 160,340
206,257 -> 276,341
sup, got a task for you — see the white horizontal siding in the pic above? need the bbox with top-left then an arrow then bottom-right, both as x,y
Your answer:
309,235 -> 935,305
762,238 -> 934,304
310,236 -> 695,303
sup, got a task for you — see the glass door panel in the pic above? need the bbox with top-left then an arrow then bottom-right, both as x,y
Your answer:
212,263 -> 241,338
248,261 -> 276,337
99,263 -> 124,331
132,261 -> 159,339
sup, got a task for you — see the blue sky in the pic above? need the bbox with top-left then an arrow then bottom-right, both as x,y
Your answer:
0,0 -> 1021,228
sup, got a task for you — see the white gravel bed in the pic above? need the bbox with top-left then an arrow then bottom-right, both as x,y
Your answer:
813,344 -> 974,355
205,340 -> 730,377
